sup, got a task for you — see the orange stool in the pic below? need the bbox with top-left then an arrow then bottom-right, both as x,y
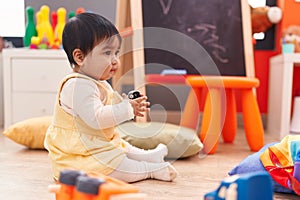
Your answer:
186,76 -> 264,154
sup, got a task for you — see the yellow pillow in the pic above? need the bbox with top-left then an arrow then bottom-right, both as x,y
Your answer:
116,121 -> 203,159
2,116 -> 203,158
2,116 -> 53,149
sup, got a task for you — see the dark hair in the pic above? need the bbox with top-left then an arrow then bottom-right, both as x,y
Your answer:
62,12 -> 121,66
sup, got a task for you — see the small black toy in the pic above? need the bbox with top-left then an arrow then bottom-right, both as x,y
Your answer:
128,90 -> 141,99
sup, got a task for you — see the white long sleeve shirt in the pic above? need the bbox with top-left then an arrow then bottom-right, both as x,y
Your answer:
60,78 -> 134,129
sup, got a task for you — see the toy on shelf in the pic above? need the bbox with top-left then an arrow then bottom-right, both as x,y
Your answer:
76,7 -> 85,15
29,36 -> 40,49
35,10 -> 42,36
37,5 -> 54,45
29,34 -> 59,49
24,6 -> 37,47
282,25 -> 300,53
25,5 -> 87,49
68,11 -> 76,19
54,7 -> 67,45
51,11 -> 58,31
204,172 -> 273,200
48,169 -> 145,200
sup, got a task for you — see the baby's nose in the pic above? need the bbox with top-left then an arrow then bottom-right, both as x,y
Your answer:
111,56 -> 118,64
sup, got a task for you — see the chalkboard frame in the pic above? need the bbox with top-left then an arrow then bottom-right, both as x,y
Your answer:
240,0 -> 255,77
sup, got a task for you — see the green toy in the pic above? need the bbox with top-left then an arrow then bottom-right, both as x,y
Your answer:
24,6 -> 37,47
68,11 -> 76,19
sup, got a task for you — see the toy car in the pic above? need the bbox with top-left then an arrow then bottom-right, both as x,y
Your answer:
204,171 -> 273,200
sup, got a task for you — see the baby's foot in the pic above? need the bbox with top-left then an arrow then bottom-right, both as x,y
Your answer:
150,162 -> 178,181
168,164 -> 178,181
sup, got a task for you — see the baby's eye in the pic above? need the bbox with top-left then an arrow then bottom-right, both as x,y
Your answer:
104,51 -> 111,55
115,50 -> 120,57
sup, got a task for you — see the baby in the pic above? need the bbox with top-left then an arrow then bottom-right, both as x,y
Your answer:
44,12 -> 177,183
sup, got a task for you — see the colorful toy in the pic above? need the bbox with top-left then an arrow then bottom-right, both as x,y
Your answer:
54,7 -> 67,45
35,11 -> 42,36
204,172 -> 273,200
68,11 -> 76,19
73,176 -> 105,200
56,170 -> 86,200
293,150 -> 300,183
282,25 -> 300,53
50,38 -> 61,49
29,36 -> 40,49
49,169 -> 144,200
76,7 -> 85,15
24,5 -> 90,49
51,11 -> 58,31
24,6 -> 37,47
37,5 -> 54,45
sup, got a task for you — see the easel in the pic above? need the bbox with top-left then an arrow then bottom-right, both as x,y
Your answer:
114,0 -> 146,121
114,0 -> 145,93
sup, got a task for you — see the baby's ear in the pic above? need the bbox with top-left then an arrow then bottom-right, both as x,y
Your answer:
73,49 -> 84,65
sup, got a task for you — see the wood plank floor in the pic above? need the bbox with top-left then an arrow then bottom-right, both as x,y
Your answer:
0,128 -> 299,200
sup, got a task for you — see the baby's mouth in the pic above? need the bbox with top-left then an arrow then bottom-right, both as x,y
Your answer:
110,68 -> 117,73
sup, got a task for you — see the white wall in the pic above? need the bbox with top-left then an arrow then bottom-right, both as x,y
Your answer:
0,0 -> 25,37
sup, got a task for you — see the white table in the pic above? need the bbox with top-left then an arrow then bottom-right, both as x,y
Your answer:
268,53 -> 300,138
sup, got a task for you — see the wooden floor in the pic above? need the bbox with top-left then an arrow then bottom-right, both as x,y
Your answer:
0,128 -> 299,200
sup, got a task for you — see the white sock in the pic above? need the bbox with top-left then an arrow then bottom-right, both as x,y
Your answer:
125,142 -> 168,163
109,157 -> 178,183
147,162 -> 178,181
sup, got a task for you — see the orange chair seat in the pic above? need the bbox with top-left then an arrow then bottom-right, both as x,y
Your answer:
186,75 -> 259,88
186,75 -> 264,154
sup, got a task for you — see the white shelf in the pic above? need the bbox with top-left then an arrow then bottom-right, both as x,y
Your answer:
2,48 -> 71,129
268,53 -> 300,138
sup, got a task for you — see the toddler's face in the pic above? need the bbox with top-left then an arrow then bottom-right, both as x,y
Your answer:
79,36 -> 121,80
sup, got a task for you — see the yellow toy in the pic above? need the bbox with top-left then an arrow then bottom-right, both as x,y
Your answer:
37,5 -> 54,45
29,36 -> 40,49
54,7 -> 66,45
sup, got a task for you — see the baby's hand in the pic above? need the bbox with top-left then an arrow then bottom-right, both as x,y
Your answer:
129,93 -> 150,117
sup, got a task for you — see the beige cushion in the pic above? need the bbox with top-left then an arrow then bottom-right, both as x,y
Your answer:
116,121 -> 203,158
2,116 -> 203,159
2,116 -> 53,149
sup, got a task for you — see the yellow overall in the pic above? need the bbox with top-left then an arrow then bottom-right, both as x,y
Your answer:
44,73 -> 126,179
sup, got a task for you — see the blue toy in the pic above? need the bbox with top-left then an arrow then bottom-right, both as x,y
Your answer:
204,171 -> 273,200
